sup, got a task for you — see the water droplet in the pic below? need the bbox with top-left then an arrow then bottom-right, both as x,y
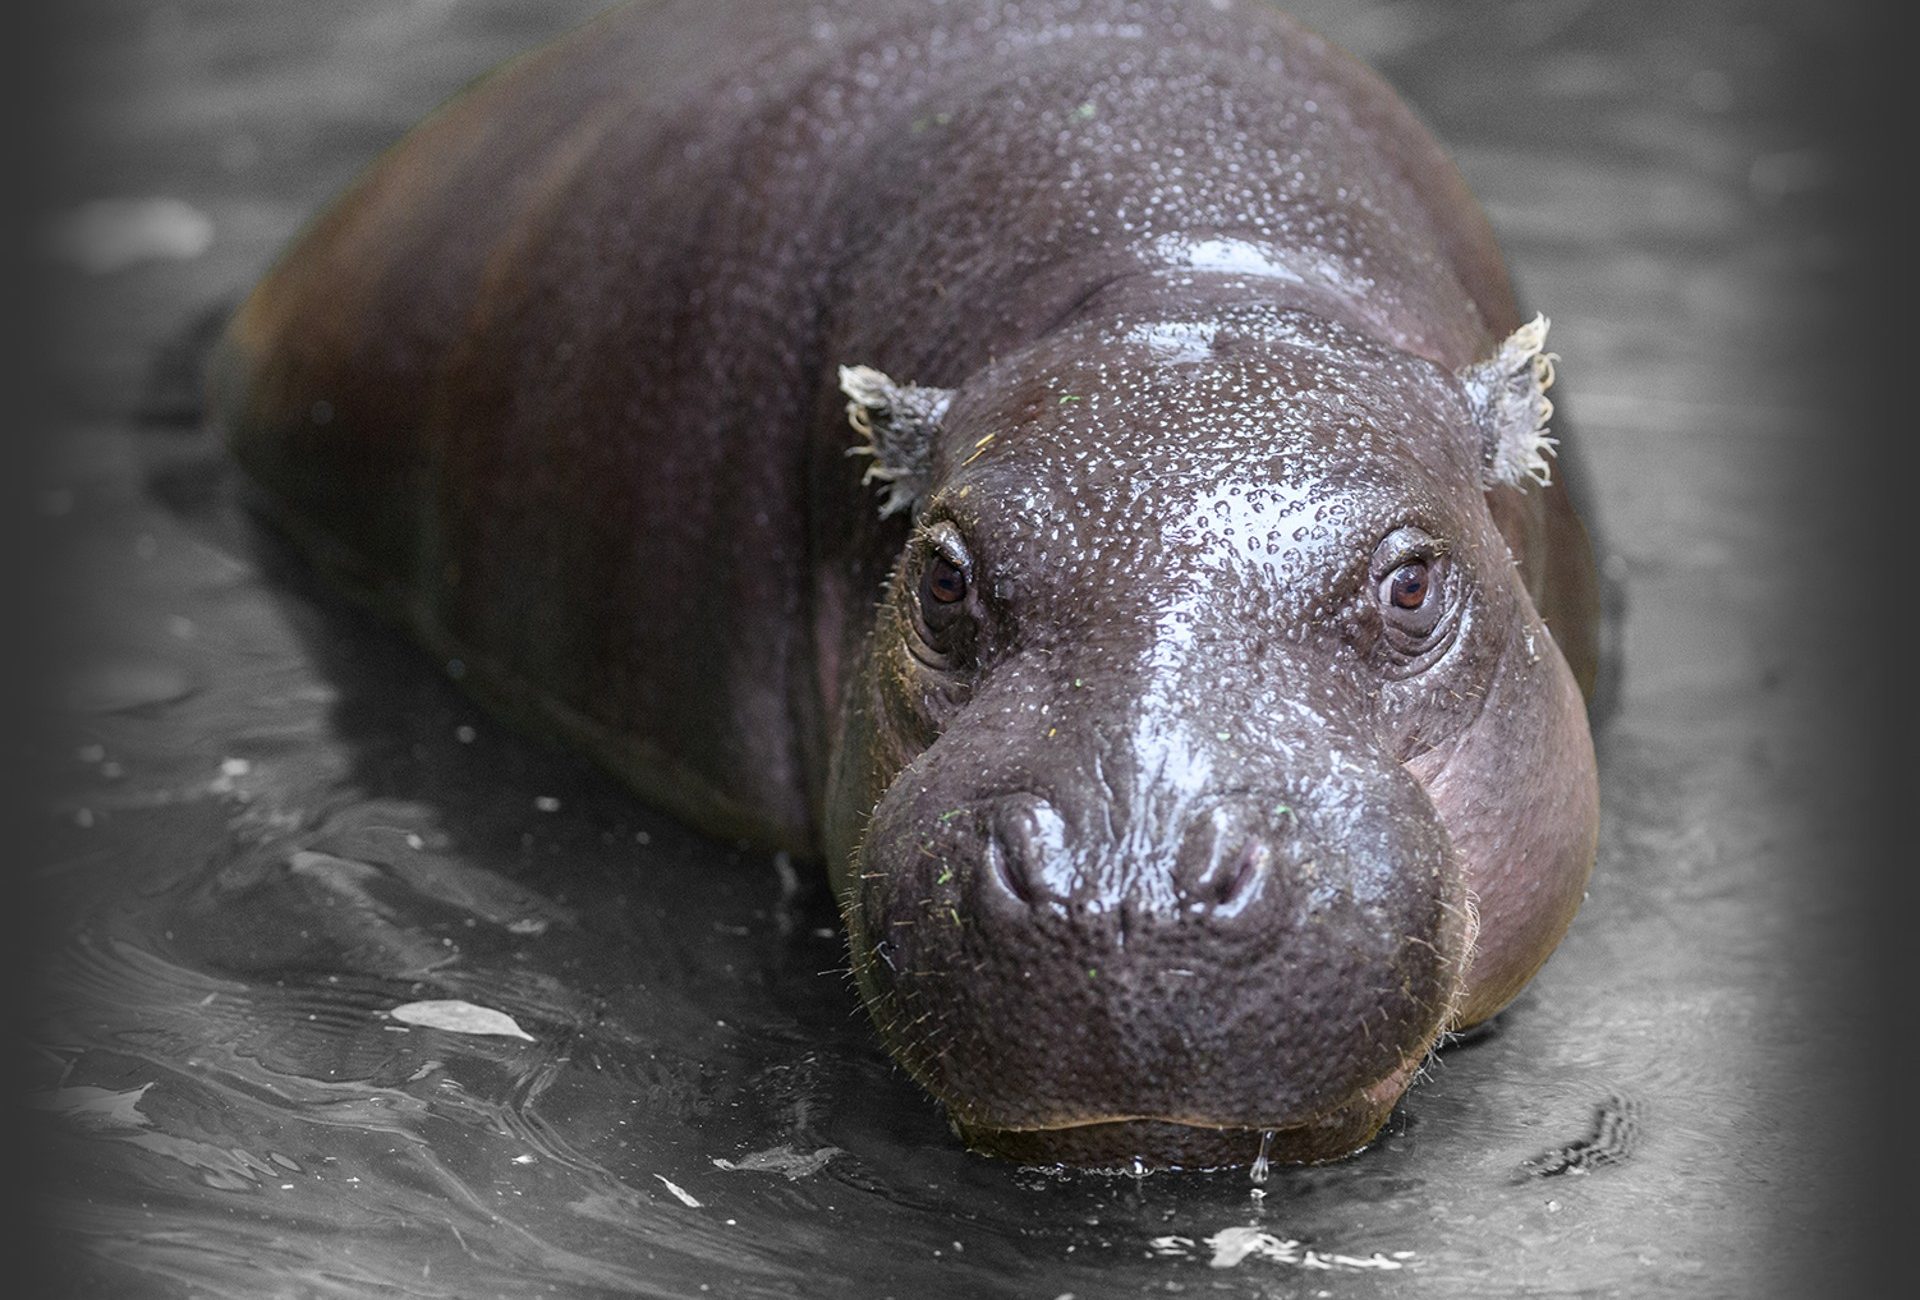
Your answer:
1250,1129 -> 1274,1185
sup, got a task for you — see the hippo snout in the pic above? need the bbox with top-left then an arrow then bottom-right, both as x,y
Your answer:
846,740 -> 1473,1168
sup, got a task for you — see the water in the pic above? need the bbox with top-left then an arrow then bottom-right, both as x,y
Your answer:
29,1 -> 1878,1295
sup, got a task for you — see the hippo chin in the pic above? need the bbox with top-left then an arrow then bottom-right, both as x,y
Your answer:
215,0 -> 1601,1169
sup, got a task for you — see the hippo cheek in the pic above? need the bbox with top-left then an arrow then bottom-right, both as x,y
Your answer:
1407,606 -> 1598,1028
844,761 -> 1474,1169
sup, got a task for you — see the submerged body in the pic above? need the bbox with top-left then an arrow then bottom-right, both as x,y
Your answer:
217,0 -> 1601,1167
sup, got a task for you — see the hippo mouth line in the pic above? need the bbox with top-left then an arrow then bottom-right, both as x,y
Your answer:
949,1055 -> 1429,1170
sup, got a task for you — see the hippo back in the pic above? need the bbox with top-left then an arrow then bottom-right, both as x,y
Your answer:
213,0 -> 1594,856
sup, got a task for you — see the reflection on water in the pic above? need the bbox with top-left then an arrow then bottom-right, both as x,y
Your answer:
32,1 -> 1865,1296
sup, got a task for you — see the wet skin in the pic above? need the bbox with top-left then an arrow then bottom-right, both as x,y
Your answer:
215,0 -> 1601,1166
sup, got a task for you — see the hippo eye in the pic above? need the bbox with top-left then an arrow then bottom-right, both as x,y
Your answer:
1371,528 -> 1450,645
909,524 -> 976,667
923,556 -> 967,606
1386,561 -> 1429,610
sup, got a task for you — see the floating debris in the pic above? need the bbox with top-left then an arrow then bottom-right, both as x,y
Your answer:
1150,1227 -> 1413,1272
30,1083 -> 153,1134
1523,1092 -> 1642,1177
388,999 -> 534,1041
711,1144 -> 842,1181
654,1174 -> 702,1207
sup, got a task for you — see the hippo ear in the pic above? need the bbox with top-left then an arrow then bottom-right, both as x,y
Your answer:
1459,314 -> 1559,489
839,364 -> 954,518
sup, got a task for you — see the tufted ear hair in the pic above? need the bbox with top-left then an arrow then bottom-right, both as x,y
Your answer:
839,364 -> 954,518
1459,314 -> 1559,489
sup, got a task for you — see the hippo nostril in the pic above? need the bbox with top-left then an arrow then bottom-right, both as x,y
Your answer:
1176,806 -> 1280,917
983,798 -> 1064,909
986,833 -> 1038,907
1206,842 -> 1270,910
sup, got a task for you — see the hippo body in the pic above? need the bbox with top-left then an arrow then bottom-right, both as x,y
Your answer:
217,0 -> 1601,1167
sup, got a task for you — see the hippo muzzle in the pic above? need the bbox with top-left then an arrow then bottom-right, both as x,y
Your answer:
847,664 -> 1473,1166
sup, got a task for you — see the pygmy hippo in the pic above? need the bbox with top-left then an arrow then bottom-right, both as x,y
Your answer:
214,0 -> 1602,1168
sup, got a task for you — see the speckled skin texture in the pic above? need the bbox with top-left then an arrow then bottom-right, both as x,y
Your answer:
216,0 -> 1600,1167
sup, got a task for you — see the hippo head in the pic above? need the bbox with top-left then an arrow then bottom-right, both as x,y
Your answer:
825,305 -> 1597,1168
